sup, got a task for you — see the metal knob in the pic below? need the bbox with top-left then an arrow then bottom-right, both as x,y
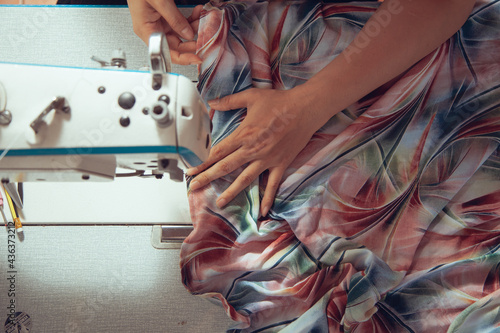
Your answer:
0,110 -> 12,125
111,49 -> 127,68
150,101 -> 172,126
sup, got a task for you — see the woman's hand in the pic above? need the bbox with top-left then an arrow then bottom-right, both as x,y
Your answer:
186,88 -> 326,216
127,0 -> 203,65
186,0 -> 478,216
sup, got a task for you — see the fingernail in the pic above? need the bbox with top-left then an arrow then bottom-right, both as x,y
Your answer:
181,27 -> 194,40
190,60 -> 203,65
208,99 -> 220,107
216,197 -> 228,208
261,205 -> 269,217
185,168 -> 196,176
190,180 -> 201,190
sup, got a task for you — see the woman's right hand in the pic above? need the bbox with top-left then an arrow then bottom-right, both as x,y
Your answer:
127,0 -> 203,65
186,87 -> 332,217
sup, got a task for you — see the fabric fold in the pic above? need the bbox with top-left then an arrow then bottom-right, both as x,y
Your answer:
181,1 -> 500,332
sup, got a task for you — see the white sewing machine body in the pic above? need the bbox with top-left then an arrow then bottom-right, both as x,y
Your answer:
0,60 -> 211,182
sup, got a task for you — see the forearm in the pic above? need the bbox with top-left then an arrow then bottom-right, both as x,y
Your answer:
294,0 -> 476,127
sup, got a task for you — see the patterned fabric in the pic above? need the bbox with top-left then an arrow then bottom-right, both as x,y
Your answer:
180,1 -> 500,332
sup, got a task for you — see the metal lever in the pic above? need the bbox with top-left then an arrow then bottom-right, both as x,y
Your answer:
149,32 -> 172,90
30,97 -> 70,134
91,49 -> 127,68
90,56 -> 110,67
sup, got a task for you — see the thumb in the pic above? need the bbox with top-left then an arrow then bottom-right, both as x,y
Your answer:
151,0 -> 194,40
208,89 -> 255,111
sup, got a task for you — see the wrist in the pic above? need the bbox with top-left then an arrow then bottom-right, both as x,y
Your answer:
290,70 -> 348,130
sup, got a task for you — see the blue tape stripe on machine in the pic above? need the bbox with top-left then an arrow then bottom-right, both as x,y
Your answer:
0,146 -> 180,156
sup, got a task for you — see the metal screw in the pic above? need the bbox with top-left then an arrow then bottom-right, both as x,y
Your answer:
158,94 -> 170,104
0,110 -> 12,125
153,105 -> 163,115
120,116 -> 131,127
142,107 -> 149,115
118,92 -> 136,110
160,159 -> 170,169
98,86 -> 106,94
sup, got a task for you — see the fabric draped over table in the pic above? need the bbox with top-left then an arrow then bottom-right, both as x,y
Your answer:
180,1 -> 500,332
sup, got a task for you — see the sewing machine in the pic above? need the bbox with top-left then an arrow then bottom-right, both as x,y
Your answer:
0,33 -> 211,183
0,5 -> 234,333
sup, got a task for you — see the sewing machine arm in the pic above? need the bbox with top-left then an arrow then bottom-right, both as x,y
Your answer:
0,33 -> 211,183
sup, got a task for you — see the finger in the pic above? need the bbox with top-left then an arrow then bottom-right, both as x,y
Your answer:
166,35 -> 202,65
177,40 -> 198,54
170,50 -> 202,65
186,134 -> 242,176
127,0 -> 154,43
189,17 -> 200,34
188,5 -> 203,25
187,6 -> 203,37
189,149 -> 251,191
166,33 -> 183,52
260,167 -> 284,216
216,161 -> 265,209
208,89 -> 255,111
134,25 -> 155,44
150,0 -> 194,40
132,19 -> 165,45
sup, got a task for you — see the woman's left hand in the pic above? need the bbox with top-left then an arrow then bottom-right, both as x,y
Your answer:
127,0 -> 203,65
186,87 -> 325,216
